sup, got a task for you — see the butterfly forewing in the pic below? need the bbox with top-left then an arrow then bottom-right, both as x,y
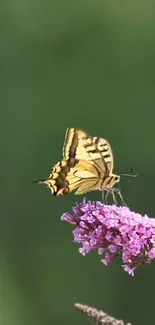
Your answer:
92,136 -> 114,173
63,128 -> 113,172
63,128 -> 94,161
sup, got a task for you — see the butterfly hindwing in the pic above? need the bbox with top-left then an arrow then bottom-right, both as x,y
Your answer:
75,179 -> 101,194
41,159 -> 100,195
41,160 -> 70,195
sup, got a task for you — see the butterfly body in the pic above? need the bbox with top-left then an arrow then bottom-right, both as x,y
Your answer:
38,128 -> 120,196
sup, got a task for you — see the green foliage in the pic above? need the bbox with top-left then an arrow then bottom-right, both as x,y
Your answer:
1,1 -> 155,324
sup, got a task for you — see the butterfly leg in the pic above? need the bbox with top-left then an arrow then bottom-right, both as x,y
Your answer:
102,190 -> 110,205
113,188 -> 127,206
118,191 -> 127,207
104,190 -> 117,205
101,190 -> 105,202
105,191 -> 108,204
111,190 -> 118,205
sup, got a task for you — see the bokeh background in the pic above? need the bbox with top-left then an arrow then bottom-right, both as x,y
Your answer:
1,1 -> 155,324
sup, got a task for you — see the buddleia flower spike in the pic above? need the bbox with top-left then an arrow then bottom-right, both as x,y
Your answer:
74,303 -> 131,325
61,199 -> 155,276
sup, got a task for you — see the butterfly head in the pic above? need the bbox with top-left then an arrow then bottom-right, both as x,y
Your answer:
113,174 -> 120,183
108,173 -> 120,188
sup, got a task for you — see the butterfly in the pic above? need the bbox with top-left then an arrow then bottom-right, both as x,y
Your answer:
35,128 -> 127,204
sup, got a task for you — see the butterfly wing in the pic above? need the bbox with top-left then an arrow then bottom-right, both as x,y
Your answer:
74,178 -> 102,194
63,128 -> 94,161
38,128 -> 115,196
63,128 -> 114,174
39,159 -> 100,196
92,136 -> 114,173
39,160 -> 70,195
66,160 -> 101,194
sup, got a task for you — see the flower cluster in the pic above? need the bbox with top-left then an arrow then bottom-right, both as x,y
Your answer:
61,199 -> 155,275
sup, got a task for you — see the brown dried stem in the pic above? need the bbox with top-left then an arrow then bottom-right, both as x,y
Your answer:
74,303 -> 131,325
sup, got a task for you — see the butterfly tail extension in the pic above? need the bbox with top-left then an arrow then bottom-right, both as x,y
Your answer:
32,178 -> 49,184
35,177 -> 57,195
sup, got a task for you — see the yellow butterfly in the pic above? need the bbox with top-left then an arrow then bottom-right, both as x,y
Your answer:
36,128 -> 128,204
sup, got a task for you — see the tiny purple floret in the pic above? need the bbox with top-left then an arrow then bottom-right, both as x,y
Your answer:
61,199 -> 155,275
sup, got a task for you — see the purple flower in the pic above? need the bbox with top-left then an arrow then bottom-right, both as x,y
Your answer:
61,199 -> 155,275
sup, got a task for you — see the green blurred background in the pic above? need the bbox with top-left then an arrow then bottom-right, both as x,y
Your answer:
1,1 -> 155,324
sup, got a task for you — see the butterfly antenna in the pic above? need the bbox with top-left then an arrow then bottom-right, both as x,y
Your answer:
120,168 -> 138,178
121,173 -> 138,177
